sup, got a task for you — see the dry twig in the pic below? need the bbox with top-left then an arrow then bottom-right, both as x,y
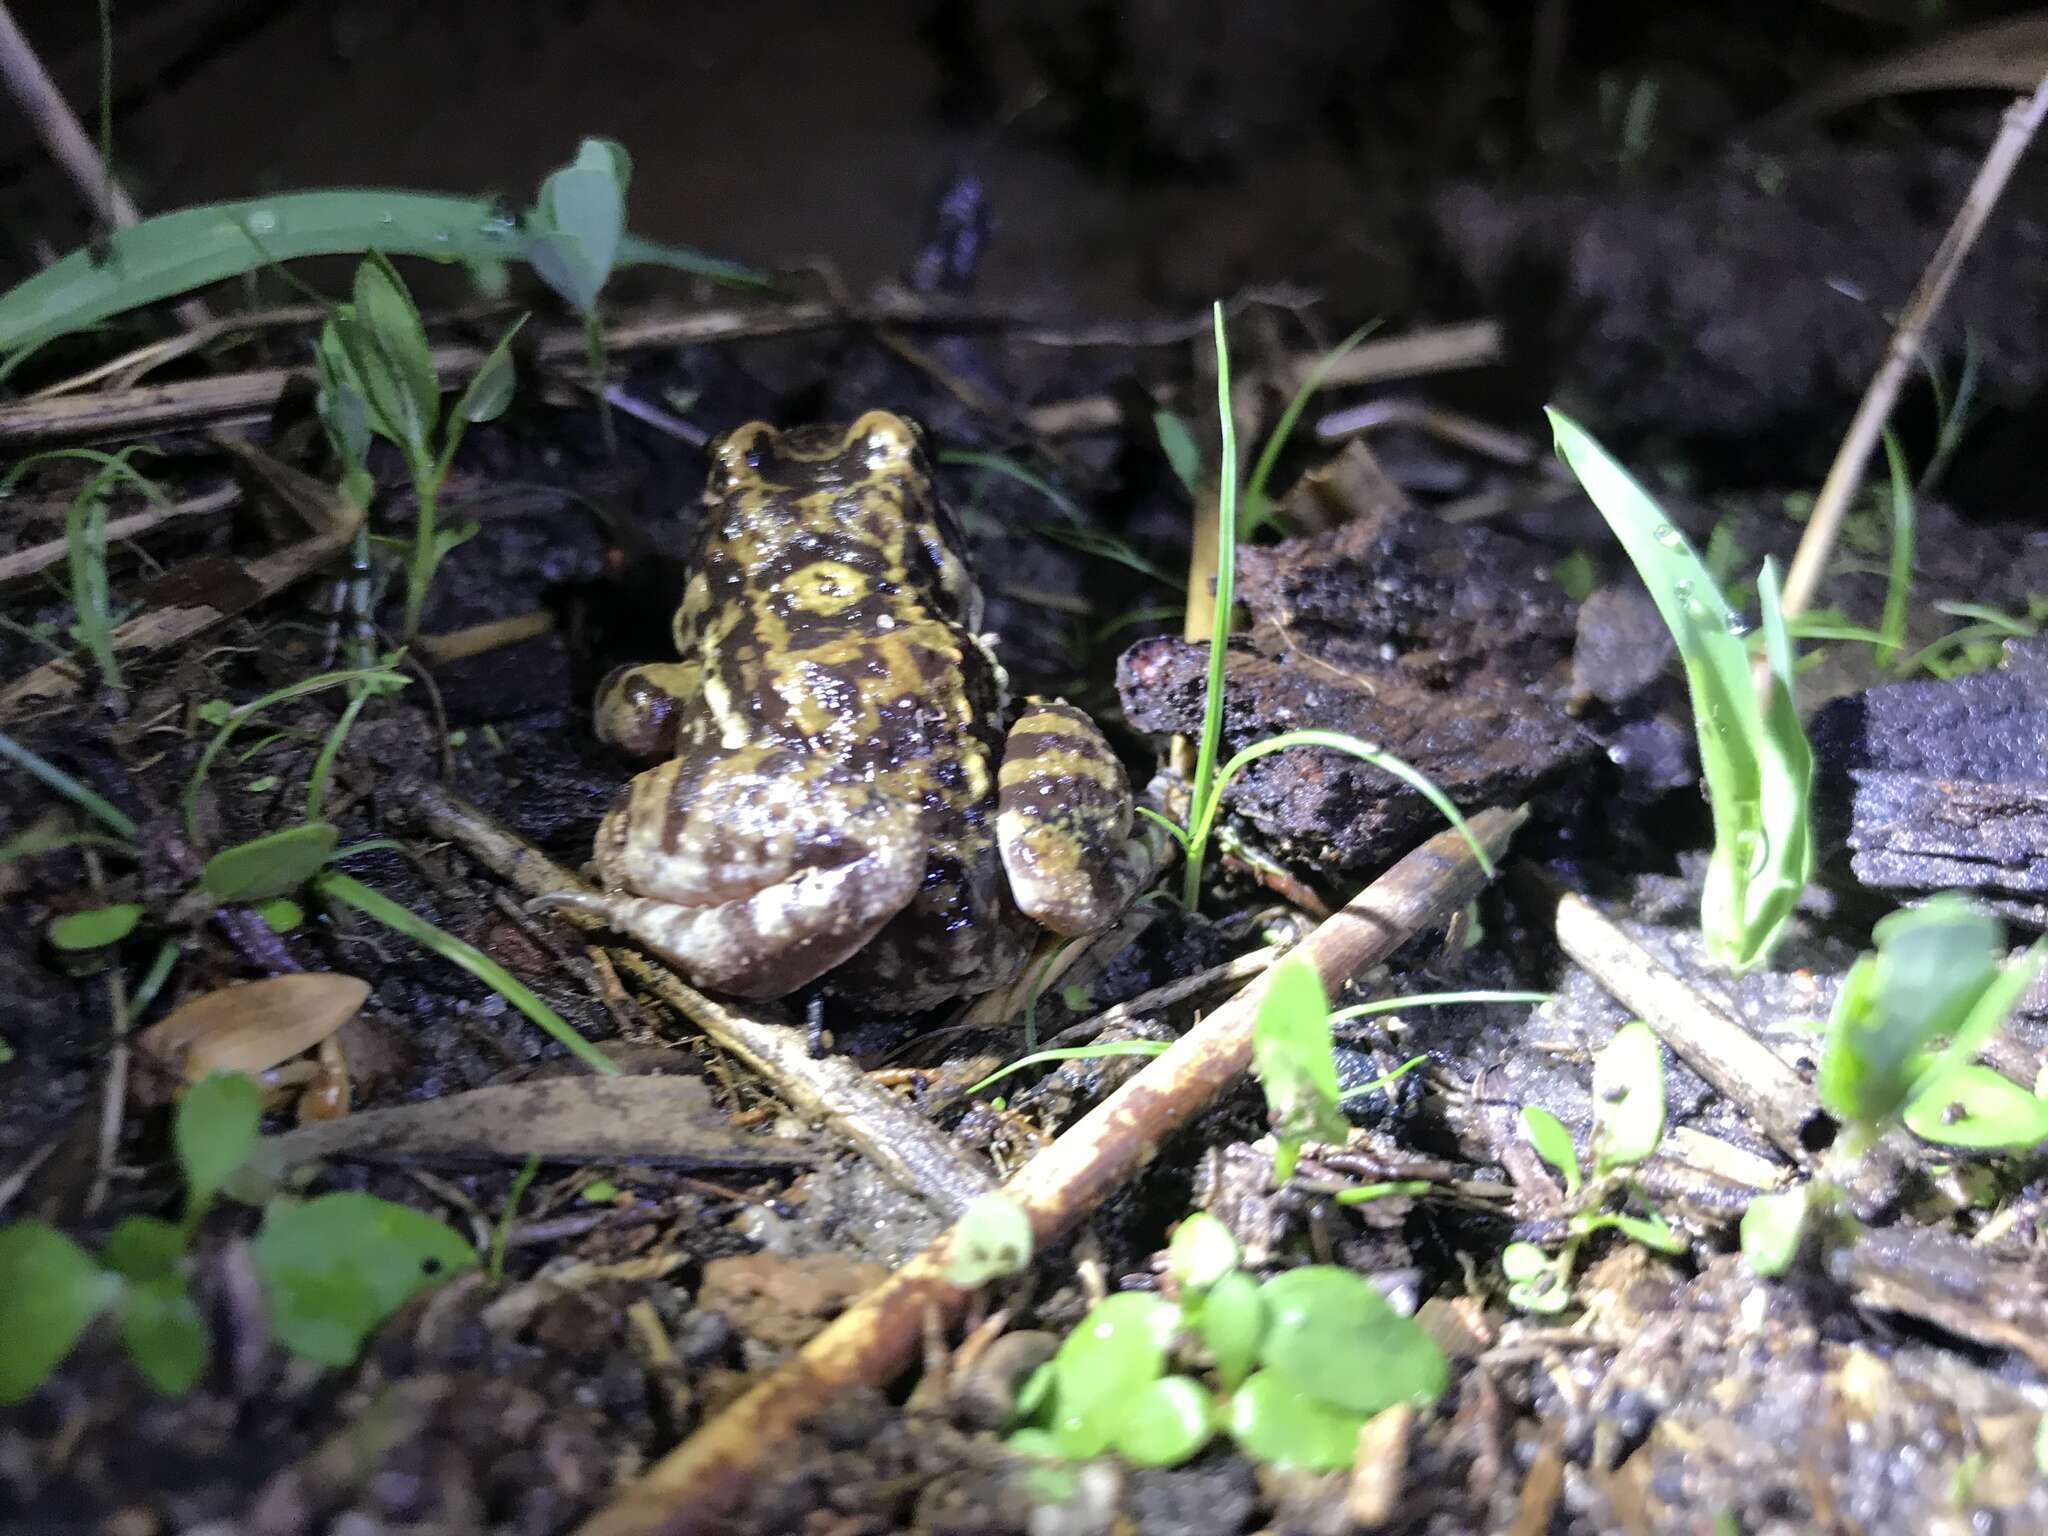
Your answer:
573,805 -> 1524,1536
1779,74 -> 2048,619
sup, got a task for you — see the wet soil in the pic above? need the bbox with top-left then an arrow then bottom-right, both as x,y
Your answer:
9,4 -> 2048,1535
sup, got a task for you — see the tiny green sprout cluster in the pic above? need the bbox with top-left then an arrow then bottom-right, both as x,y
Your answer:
313,252 -> 526,638
1547,411 -> 1814,975
1505,1021 -> 1683,1315
0,1071 -> 474,1403
1743,896 -> 2047,1276
1005,1213 -> 1446,1474
4,717 -> 615,1076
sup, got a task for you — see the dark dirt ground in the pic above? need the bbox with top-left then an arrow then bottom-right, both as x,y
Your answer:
8,3 -> 2048,1534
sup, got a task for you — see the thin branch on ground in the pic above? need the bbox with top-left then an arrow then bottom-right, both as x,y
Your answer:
572,805 -> 1525,1536
1778,74 -> 2048,620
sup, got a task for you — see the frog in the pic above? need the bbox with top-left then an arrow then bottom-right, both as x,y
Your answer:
548,410 -> 1146,1013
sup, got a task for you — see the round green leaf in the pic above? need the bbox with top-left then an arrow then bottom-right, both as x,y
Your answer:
1049,1291 -> 1177,1459
48,902 -> 144,951
1225,1369 -> 1368,1471
1256,1266 -> 1446,1414
946,1193 -> 1033,1288
1112,1374 -> 1215,1466
174,1071 -> 264,1217
256,898 -> 305,934
1192,1268 -> 1264,1391
1902,1065 -> 2048,1150
0,1222 -> 121,1403
1740,1187 -> 1809,1277
1520,1105 -> 1580,1196
1250,955 -> 1347,1151
1167,1212 -> 1239,1292
1591,1021 -> 1666,1173
251,1192 -> 476,1366
120,1278 -> 206,1395
200,821 -> 339,903
103,1216 -> 185,1284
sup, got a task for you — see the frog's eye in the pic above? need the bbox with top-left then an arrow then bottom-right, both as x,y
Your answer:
708,423 -> 773,492
852,410 -> 920,471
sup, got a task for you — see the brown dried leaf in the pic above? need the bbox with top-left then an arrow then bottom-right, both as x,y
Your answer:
136,973 -> 370,1084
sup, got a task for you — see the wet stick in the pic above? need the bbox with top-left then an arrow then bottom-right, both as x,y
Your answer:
1551,889 -> 1825,1164
382,778 -> 996,1219
572,804 -> 1524,1536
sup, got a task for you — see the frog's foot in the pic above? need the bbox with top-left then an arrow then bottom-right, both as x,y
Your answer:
555,743 -> 928,998
543,837 -> 921,999
997,700 -> 1146,937
594,660 -> 704,760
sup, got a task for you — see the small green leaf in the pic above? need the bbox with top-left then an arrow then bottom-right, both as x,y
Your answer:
450,314 -> 526,425
251,1192 -> 477,1366
1590,1022 -> 1666,1174
1552,550 -> 1597,602
0,1222 -> 121,1403
1152,410 -> 1203,496
1520,1105 -> 1581,1197
48,902 -> 145,951
1901,1065 -> 2048,1150
1579,1208 -> 1685,1254
1225,1369 -> 1369,1471
1167,1212 -> 1239,1293
946,1193 -> 1033,1288
1009,1360 -> 1056,1428
1740,1186 -> 1810,1277
120,1278 -> 206,1395
1820,897 -> 2005,1129
175,1071 -> 263,1221
103,1216 -> 185,1284
1112,1375 -> 1214,1466
1191,1268 -> 1264,1392
1250,956 -> 1348,1165
1255,1266 -> 1446,1414
1502,1242 -> 1571,1314
353,251 -> 439,450
200,821 -> 339,903
1048,1291 -> 1177,1459
530,139 -> 629,313
256,898 -> 305,934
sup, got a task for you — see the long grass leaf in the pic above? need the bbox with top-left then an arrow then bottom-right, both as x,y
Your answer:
0,192 -> 764,362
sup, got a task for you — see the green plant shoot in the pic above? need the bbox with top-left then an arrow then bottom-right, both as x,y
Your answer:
1547,409 -> 1813,972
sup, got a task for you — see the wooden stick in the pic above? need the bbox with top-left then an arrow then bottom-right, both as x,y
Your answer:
1779,75 -> 2048,619
573,805 -> 1525,1536
0,0 -> 209,329
382,779 -> 997,1218
0,484 -> 238,585
1551,890 -> 1825,1163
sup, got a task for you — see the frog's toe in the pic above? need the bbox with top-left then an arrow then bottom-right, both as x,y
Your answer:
541,839 -> 923,1000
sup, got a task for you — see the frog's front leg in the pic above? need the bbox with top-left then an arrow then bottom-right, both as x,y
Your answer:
594,660 -> 704,760
997,700 -> 1146,936
546,743 -> 926,999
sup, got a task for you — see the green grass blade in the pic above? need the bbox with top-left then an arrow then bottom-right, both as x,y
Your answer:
969,1041 -> 1172,1096
1327,990 -> 1551,1023
0,730 -> 138,839
1183,302 -> 1240,909
1191,728 -> 1494,883
1547,408 -> 1812,972
0,192 -> 765,362
1878,429 -> 1915,667
315,872 -> 618,1076
1240,319 -> 1378,537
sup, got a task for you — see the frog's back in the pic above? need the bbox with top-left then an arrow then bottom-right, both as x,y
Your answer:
679,412 -> 1007,782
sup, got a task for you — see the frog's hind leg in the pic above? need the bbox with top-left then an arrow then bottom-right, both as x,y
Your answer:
544,743 -> 925,1000
593,660 -> 704,760
996,699 -> 1146,937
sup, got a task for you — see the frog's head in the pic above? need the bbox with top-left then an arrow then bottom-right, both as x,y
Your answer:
706,411 -> 929,503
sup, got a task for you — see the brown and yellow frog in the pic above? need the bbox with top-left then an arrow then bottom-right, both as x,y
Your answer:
550,411 -> 1145,1012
